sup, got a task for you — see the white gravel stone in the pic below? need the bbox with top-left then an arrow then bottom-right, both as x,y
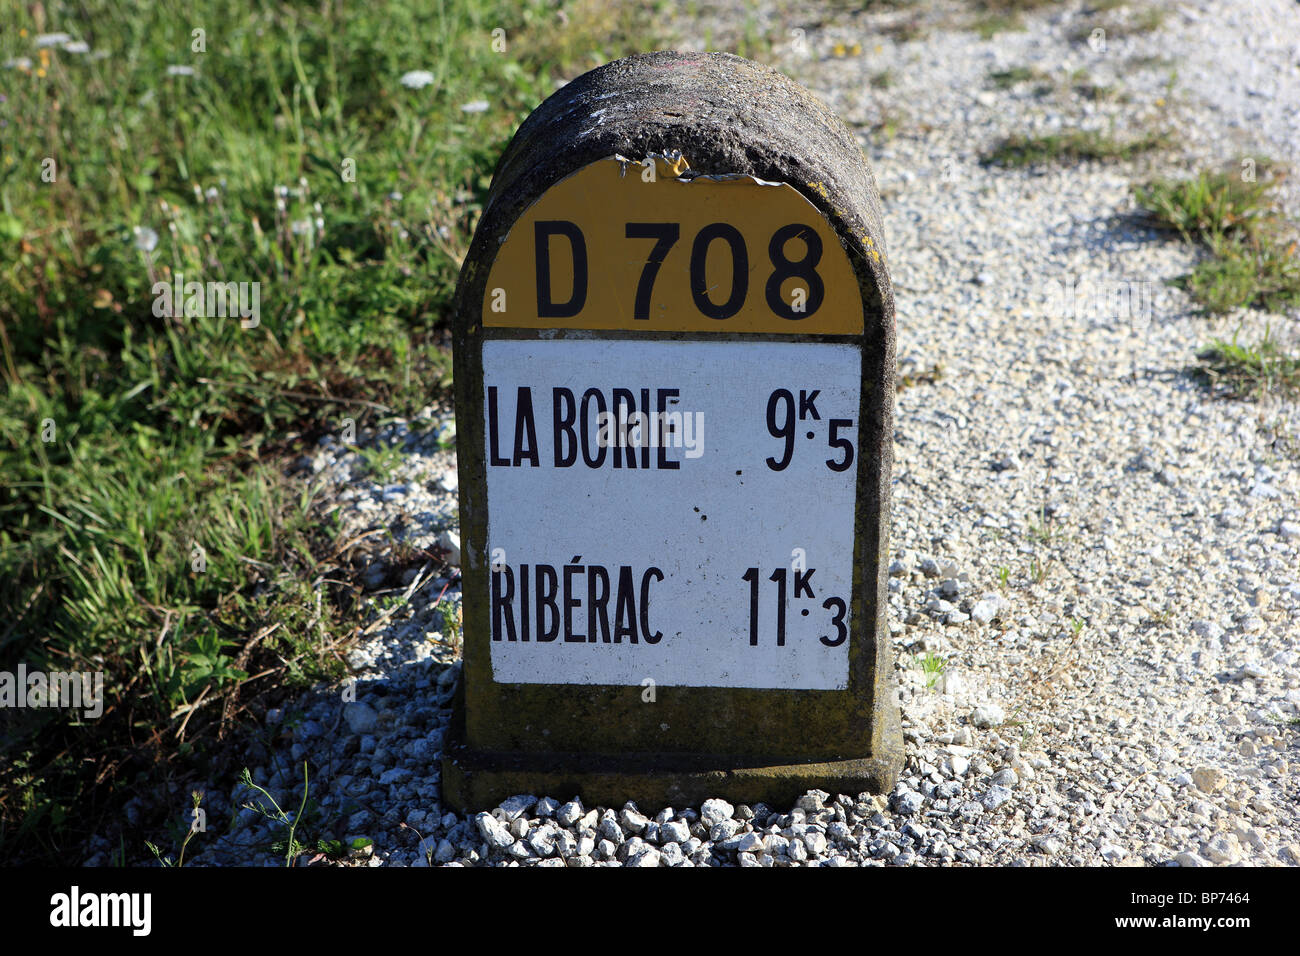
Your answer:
437,529 -> 461,567
660,820 -> 691,844
555,799 -> 583,828
970,703 -> 1005,729
700,798 -> 735,827
475,813 -> 514,849
344,702 -> 380,735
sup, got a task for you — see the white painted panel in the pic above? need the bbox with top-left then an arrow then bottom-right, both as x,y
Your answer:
483,338 -> 859,689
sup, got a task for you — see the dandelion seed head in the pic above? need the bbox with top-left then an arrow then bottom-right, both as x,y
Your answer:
400,70 -> 435,89
133,226 -> 159,252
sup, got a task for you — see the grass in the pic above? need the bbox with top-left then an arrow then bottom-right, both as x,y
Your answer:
880,17 -> 928,43
867,104 -> 909,142
1068,5 -> 1167,43
1196,336 -> 1300,400
987,66 -> 1048,89
437,598 -> 464,648
982,128 -> 1170,167
1136,165 -> 1300,315
1126,54 -> 1177,71
0,0 -> 661,865
1136,168 -> 1276,244
357,440 -> 408,484
1073,79 -> 1120,102
1027,504 -> 1069,545
988,66 -> 1127,101
968,0 -> 1058,38
896,361 -> 944,392
911,652 -> 946,689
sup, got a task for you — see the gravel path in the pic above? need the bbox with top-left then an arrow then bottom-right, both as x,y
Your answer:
133,0 -> 1299,868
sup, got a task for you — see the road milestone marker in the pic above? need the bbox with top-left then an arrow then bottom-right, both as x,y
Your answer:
442,51 -> 902,811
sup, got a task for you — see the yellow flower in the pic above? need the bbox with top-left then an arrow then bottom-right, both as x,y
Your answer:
1155,97 -> 1165,107
36,67 -> 47,78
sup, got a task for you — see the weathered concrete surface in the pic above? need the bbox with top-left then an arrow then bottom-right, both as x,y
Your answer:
445,51 -> 901,812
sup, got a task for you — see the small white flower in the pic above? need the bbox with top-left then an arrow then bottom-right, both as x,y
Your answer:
290,219 -> 311,235
388,191 -> 403,202
460,100 -> 489,113
400,70 -> 435,89
63,40 -> 90,54
133,226 -> 159,253
205,186 -> 219,201
4,58 -> 33,70
34,33 -> 72,48
166,65 -> 196,76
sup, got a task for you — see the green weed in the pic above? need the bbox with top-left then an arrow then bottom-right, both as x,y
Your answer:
983,128 -> 1170,167
987,66 -> 1047,89
1136,165 -> 1300,316
1196,334 -> 1300,400
911,652 -> 947,689
237,764 -> 312,867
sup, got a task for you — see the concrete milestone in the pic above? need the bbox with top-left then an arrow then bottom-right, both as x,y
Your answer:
443,51 -> 902,810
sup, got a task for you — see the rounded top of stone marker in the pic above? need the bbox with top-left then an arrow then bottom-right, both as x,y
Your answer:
460,50 -> 893,335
